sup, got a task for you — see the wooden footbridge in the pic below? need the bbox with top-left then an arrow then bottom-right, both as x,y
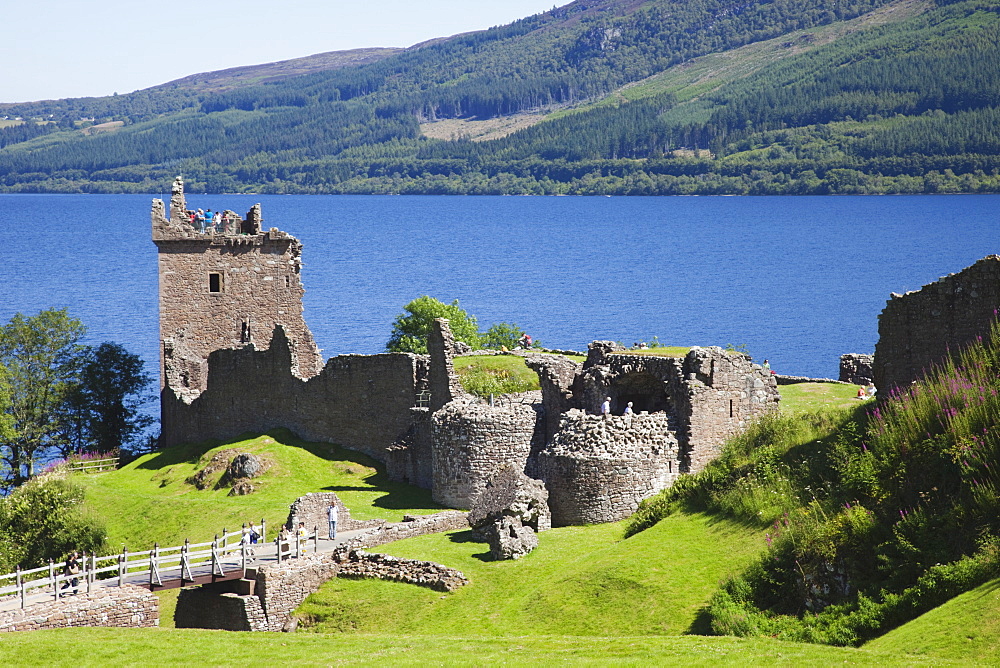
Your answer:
0,522 -> 344,612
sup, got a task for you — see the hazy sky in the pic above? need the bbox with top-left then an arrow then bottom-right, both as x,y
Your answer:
1,1 -> 566,103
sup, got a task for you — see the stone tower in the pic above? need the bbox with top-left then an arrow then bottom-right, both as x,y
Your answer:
152,177 -> 323,399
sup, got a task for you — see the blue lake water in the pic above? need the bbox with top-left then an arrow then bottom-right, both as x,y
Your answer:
0,193 -> 997,389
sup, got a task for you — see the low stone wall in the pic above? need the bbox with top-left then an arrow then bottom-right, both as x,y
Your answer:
254,552 -> 339,631
538,411 -> 679,526
343,510 -> 469,551
334,550 -> 467,592
285,492 -> 384,536
0,585 -> 158,632
775,374 -> 845,385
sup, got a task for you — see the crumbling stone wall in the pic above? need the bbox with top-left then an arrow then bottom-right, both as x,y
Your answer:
285,492 -> 384,536
538,410 -> 680,526
840,354 -> 874,385
385,408 -> 435,488
525,353 -> 580,441
335,550 -> 467,592
153,177 -> 322,396
874,255 -> 1000,391
430,401 -> 541,509
0,585 -> 158,632
160,326 -> 426,461
677,347 -> 780,473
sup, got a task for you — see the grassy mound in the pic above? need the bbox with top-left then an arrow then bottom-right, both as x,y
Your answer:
296,512 -> 761,636
76,429 -> 441,549
865,577 -> 1000,661
625,320 -> 1000,648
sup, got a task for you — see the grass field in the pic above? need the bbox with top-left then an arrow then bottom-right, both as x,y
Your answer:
866,577 -> 1000,661
777,382 -> 863,415
297,512 -> 761,636
2,627 -> 947,666
77,430 -> 442,550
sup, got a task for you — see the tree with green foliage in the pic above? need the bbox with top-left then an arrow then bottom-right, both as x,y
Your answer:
386,296 -> 482,354
482,322 -> 527,350
62,342 -> 155,456
0,309 -> 87,487
0,474 -> 107,571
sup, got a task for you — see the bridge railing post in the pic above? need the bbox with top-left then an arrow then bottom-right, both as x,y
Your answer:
313,525 -> 319,554
221,528 -> 227,549
90,553 -> 97,586
119,547 -> 128,587
49,559 -> 56,601
261,518 -> 266,543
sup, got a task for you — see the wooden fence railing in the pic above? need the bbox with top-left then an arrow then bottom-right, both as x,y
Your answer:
0,519 -> 316,609
65,457 -> 119,473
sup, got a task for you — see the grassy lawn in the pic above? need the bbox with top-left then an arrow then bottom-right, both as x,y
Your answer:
296,512 -> 762,636
865,577 -> 1000,661
778,382 -> 867,416
453,354 -> 545,392
0,627 -> 947,666
77,429 -> 442,550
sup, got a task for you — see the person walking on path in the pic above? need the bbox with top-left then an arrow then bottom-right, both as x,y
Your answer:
60,551 -> 80,596
601,396 -> 611,417
240,525 -> 257,559
328,502 -> 339,540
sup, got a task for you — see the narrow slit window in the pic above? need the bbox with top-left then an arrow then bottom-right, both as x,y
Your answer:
209,273 -> 223,293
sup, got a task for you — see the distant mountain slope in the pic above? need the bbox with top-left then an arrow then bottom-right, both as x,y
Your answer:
0,0 -> 996,194
147,47 -> 404,95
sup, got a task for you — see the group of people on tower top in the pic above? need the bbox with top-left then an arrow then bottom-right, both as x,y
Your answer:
186,207 -> 243,235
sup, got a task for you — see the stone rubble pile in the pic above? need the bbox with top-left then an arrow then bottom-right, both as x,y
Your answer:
468,465 -> 550,560
334,550 -> 468,592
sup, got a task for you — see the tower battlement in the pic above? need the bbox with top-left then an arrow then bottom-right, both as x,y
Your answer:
152,177 -> 322,397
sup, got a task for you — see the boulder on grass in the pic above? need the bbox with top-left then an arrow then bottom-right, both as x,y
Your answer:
468,465 -> 550,560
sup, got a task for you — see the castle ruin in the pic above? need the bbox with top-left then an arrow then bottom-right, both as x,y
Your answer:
874,255 -> 1000,392
153,178 -> 779,526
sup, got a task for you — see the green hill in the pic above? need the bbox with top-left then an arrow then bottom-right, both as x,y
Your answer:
76,430 -> 441,549
0,0 -> 995,194
865,577 -> 1000,661
6,378 -> 1000,663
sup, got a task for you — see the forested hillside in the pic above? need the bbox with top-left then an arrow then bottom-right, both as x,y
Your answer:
0,0 -> 997,194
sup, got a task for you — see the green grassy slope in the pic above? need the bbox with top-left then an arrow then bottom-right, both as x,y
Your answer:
297,512 -> 761,636
0,627 -> 941,666
77,429 -> 441,549
865,577 -> 1000,661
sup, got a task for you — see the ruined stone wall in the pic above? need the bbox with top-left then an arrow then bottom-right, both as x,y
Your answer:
153,179 -> 321,395
385,408 -> 435,488
840,354 -> 874,385
160,326 -> 424,462
874,256 -> 1000,392
0,585 -> 158,632
525,354 -> 580,441
335,550 -> 467,592
285,492 -> 385,536
430,401 -> 541,509
676,347 -> 780,474
537,410 -> 680,526
342,510 -> 470,551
